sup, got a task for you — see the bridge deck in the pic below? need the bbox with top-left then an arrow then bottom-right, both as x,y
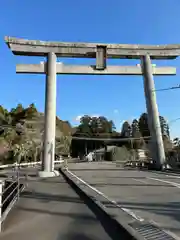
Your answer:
0,173 -> 111,240
68,162 -> 180,238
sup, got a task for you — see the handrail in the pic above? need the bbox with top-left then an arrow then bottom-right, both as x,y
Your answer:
0,158 -> 65,232
2,183 -> 18,206
2,179 -> 17,195
0,159 -> 64,169
0,175 -> 23,232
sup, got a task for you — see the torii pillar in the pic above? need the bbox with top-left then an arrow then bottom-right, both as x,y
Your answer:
141,55 -> 165,169
39,52 -> 57,177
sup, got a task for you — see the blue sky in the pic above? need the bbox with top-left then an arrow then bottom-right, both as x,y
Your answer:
1,0 -> 180,138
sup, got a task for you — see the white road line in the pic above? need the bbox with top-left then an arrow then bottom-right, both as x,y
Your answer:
132,178 -> 148,184
148,170 -> 180,179
147,177 -> 180,188
67,170 -> 144,222
149,171 -> 164,177
120,207 -> 144,221
165,174 -> 180,179
164,230 -> 180,240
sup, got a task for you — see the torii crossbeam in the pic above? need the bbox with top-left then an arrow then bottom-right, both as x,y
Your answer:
16,62 -> 176,75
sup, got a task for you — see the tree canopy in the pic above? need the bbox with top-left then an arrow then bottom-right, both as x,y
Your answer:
71,112 -> 173,157
0,102 -> 175,162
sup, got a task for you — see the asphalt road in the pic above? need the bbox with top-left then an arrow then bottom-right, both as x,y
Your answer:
0,174 -> 112,240
69,162 -> 180,239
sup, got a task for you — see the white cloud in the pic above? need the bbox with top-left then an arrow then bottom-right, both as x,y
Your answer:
91,114 -> 100,118
73,114 -> 100,122
113,109 -> 119,114
74,115 -> 82,122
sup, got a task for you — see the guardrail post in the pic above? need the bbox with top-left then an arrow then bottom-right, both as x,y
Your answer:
63,157 -> 68,170
0,180 -> 3,232
17,165 -> 20,200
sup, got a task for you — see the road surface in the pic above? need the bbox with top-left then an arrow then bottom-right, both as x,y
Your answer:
0,173 -> 112,240
68,162 -> 180,239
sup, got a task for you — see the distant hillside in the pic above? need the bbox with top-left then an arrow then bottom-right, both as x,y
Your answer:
23,114 -> 72,143
0,103 -> 73,163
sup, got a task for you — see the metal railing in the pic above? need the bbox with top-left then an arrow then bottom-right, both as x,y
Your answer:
0,158 -> 65,231
0,171 -> 23,232
0,159 -> 64,170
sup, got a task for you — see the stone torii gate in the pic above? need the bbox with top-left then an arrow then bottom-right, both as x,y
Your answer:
5,37 -> 178,176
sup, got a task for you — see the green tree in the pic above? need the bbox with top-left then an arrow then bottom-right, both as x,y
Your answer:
0,112 -> 7,125
109,120 -> 116,132
0,105 -> 8,116
98,116 -> 115,134
163,135 -> 172,152
121,121 -> 131,138
0,106 -> 4,115
119,121 -> 132,149
3,128 -> 16,148
63,136 -> 72,155
71,115 -> 116,157
0,105 -> 11,125
77,115 -> 92,136
159,116 -> 170,139
139,113 -> 150,139
80,115 -> 91,126
131,119 -> 139,137
14,104 -> 24,115
25,103 -> 38,118
10,108 -> 16,115
10,104 -> 25,124
13,140 -> 33,163
173,138 -> 180,148
29,103 -> 36,109
90,117 -> 99,135
56,136 -> 72,156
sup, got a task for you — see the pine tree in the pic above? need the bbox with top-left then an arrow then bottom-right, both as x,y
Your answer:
131,119 -> 140,137
139,113 -> 150,138
159,116 -> 170,138
121,121 -> 132,138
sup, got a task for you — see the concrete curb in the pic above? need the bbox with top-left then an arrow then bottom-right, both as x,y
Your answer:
38,170 -> 60,178
59,168 -> 145,240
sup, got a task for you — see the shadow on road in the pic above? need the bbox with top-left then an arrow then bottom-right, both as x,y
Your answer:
21,190 -> 83,204
57,233 -> 100,240
70,168 -> 126,171
90,183 -> 173,187
16,206 -> 98,222
24,178 -> 66,184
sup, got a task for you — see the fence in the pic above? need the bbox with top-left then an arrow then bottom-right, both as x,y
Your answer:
0,172 -> 24,232
0,159 -> 65,231
0,159 -> 64,170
